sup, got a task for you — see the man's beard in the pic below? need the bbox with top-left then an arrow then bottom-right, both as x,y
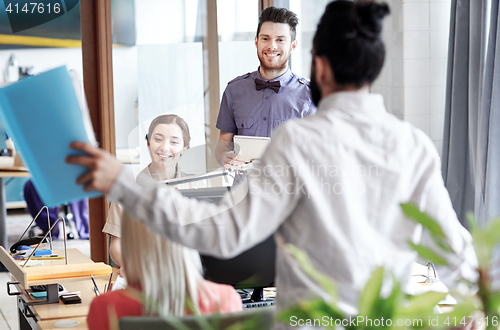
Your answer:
310,61 -> 322,107
258,52 -> 289,73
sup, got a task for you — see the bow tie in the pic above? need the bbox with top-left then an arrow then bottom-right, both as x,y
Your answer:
255,78 -> 281,93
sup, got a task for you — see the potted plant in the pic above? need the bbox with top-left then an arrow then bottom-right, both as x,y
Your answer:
279,204 -> 500,330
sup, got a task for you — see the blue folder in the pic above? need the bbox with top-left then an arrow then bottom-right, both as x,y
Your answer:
0,66 -> 102,207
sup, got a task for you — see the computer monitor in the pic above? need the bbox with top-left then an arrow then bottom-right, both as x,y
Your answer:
179,187 -> 276,304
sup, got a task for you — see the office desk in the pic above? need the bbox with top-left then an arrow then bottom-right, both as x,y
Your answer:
38,317 -> 87,330
18,275 -> 110,330
0,248 -> 111,330
0,168 -> 30,251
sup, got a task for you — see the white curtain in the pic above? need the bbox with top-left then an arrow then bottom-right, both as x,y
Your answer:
442,0 -> 500,226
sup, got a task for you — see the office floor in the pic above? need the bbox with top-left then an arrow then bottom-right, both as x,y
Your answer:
0,208 -> 90,330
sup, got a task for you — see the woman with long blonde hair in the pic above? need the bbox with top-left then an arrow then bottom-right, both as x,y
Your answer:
87,209 -> 242,330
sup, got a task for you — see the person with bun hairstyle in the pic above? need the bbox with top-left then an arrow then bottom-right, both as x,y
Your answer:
68,0 -> 477,322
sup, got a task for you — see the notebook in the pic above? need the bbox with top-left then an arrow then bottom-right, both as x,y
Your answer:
0,66 -> 101,207
233,135 -> 271,163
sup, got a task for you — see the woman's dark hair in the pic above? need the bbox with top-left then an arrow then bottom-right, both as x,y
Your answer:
257,6 -> 299,41
145,114 -> 191,149
313,0 -> 390,88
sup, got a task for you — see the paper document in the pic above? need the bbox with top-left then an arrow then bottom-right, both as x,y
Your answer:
0,66 -> 102,207
411,262 -> 455,304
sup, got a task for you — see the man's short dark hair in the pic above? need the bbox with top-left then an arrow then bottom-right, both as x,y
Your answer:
313,0 -> 390,88
257,6 -> 299,41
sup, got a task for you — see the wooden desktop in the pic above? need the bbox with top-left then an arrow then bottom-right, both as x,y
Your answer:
0,247 -> 112,330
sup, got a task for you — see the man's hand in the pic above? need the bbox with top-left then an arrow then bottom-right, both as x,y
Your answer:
222,151 -> 245,168
215,131 -> 247,167
65,142 -> 123,194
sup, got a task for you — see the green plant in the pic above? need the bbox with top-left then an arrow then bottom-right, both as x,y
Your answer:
279,243 -> 474,329
401,204 -> 500,330
280,203 -> 500,329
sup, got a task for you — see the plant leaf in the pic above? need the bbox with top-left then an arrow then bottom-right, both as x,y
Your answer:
358,267 -> 384,318
409,242 -> 448,265
279,307 -> 312,324
482,220 -> 500,249
279,299 -> 343,330
302,300 -> 341,329
429,298 -> 477,330
401,204 -> 453,255
472,220 -> 500,269
433,237 -> 454,254
225,312 -> 269,330
394,291 -> 447,327
375,276 -> 401,322
401,203 -> 445,238
286,244 -> 338,299
489,291 -> 500,314
466,212 -> 477,231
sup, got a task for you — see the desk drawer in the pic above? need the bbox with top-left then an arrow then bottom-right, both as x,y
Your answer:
18,295 -> 39,330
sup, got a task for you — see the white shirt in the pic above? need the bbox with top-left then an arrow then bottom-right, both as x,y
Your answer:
109,92 -> 477,325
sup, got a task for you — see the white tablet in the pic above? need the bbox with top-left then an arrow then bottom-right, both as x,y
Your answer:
233,135 -> 271,162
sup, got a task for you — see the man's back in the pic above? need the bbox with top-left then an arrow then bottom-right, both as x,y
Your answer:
255,92 -> 476,314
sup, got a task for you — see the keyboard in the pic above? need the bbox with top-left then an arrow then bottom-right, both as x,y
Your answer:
243,299 -> 275,309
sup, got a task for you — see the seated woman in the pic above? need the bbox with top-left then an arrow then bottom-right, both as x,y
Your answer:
103,114 -> 205,267
87,210 -> 242,330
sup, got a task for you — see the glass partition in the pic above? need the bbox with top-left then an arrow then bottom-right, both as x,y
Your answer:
111,0 -> 207,176
289,0 -> 331,79
217,0 -> 259,100
136,43 -> 205,173
111,0 -> 333,180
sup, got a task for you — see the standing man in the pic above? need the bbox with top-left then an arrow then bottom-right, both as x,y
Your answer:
216,6 -> 315,167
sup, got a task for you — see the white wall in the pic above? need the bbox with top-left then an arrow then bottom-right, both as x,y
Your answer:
0,47 -> 140,151
112,47 -> 139,149
136,43 -> 206,173
289,0 -> 332,80
0,48 -> 83,83
372,0 -> 451,156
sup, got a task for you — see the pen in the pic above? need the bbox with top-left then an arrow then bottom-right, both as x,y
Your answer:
106,273 -> 113,293
13,255 -> 62,260
19,257 -> 63,260
90,275 -> 100,296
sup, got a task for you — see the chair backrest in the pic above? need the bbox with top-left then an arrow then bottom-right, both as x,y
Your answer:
119,306 -> 275,330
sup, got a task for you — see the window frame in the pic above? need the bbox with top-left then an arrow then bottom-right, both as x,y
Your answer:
81,0 -> 277,261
